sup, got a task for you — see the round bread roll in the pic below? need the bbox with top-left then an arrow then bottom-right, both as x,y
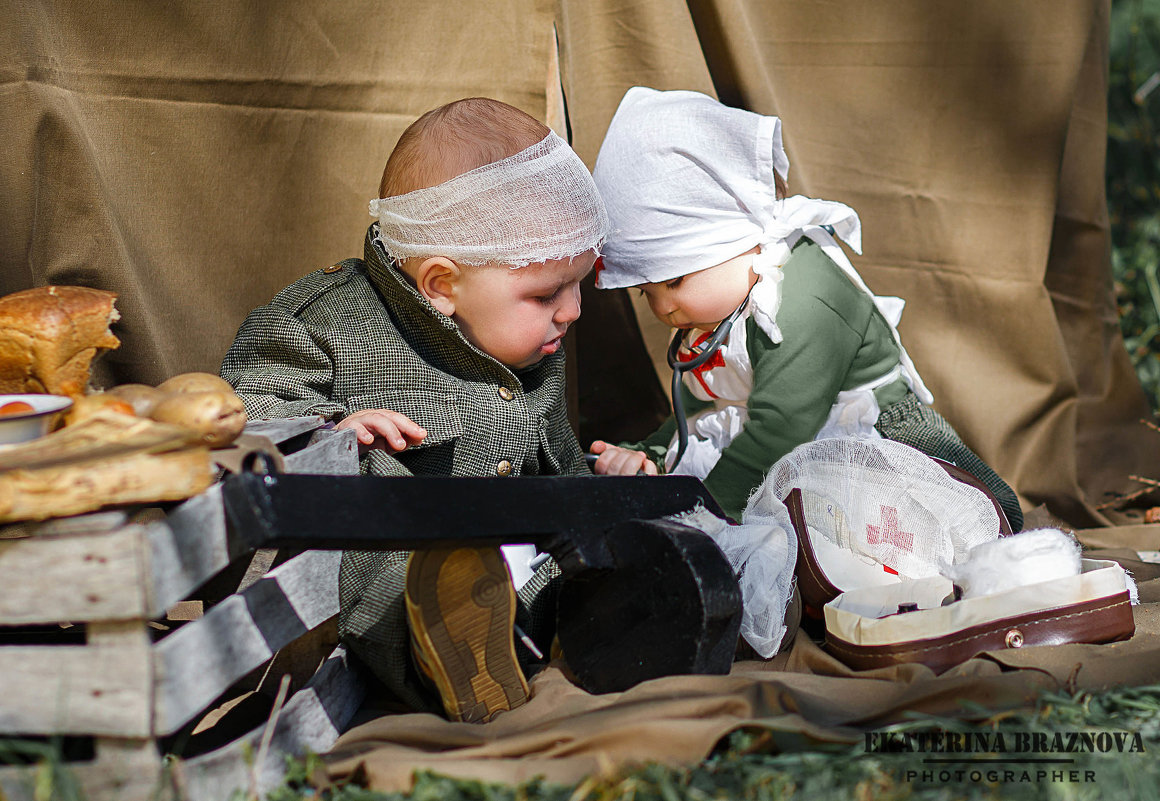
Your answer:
105,383 -> 164,416
149,390 -> 246,448
65,393 -> 137,426
157,372 -> 235,395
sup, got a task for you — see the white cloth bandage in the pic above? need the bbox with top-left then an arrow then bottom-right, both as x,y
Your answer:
765,438 -> 1002,581
368,131 -> 608,268
669,504 -> 798,658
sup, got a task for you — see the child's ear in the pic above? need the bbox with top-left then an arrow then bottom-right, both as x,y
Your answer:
414,257 -> 460,316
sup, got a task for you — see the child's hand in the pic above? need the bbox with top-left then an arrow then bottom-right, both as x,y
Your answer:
589,440 -> 658,476
337,409 -> 427,454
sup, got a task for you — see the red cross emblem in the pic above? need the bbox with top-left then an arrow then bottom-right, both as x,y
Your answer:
676,331 -> 725,398
866,505 -> 915,552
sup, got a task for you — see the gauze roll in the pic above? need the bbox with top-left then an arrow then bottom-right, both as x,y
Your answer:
369,131 -> 608,268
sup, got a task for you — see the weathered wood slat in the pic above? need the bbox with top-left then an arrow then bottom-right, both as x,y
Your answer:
0,650 -> 362,801
0,525 -> 147,624
180,646 -> 366,801
0,622 -> 152,737
149,429 -> 356,614
0,546 -> 341,739
148,485 -> 231,614
241,416 -> 327,445
285,427 -> 358,475
0,427 -> 356,624
152,550 -> 341,736
0,416 -> 358,799
0,509 -> 128,540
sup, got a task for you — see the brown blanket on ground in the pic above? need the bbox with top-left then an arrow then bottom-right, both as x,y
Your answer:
324,542 -> 1160,792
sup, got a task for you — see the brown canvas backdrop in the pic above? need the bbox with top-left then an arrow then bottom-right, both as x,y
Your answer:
1,0 -> 1154,526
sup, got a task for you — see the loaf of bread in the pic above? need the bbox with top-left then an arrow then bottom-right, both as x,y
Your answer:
0,286 -> 121,399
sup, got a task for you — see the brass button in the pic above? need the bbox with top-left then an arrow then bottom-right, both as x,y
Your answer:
496,460 -> 513,476
1004,629 -> 1024,649
323,264 -> 343,274
498,386 -> 514,401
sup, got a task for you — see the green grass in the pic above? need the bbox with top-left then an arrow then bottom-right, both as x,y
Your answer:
1110,0 -> 1160,411
3,686 -> 1157,801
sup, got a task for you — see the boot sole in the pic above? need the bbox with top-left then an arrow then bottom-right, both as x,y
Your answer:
405,547 -> 529,723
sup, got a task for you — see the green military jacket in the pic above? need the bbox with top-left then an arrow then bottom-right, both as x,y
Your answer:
635,239 -> 909,519
221,224 -> 588,480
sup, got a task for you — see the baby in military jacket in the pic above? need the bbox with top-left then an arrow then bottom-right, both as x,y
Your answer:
221,98 -> 616,722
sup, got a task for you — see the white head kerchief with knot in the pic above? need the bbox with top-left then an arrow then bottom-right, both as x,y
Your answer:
593,87 -> 932,403
368,131 -> 608,268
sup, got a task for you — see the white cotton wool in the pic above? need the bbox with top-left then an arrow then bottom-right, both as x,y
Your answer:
943,529 -> 1081,599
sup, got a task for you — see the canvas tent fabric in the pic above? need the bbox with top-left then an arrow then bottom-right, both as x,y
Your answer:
561,0 -> 1157,529
1,0 -> 1153,528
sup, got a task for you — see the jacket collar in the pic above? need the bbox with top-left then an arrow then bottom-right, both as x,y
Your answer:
362,224 -> 555,388
364,224 -> 461,338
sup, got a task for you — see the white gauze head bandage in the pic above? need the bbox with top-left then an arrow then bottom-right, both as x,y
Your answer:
592,88 -> 861,300
368,131 -> 608,268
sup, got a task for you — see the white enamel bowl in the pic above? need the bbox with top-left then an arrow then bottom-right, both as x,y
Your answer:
0,394 -> 73,446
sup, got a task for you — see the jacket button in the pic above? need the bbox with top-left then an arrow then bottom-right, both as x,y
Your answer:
498,386 -> 514,401
496,460 -> 513,476
323,264 -> 343,274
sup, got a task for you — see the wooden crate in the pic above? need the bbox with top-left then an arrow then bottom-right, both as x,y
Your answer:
0,418 -> 367,801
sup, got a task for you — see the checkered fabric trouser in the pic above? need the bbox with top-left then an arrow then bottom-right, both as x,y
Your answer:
875,392 -> 1024,532
337,549 -> 561,713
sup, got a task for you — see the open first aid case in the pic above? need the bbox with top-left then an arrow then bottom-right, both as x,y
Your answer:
783,477 -> 1135,674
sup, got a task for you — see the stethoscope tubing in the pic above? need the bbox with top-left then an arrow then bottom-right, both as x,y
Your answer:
665,294 -> 752,468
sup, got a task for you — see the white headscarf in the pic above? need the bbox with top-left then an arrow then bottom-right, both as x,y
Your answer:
595,88 -> 811,280
593,87 -> 932,403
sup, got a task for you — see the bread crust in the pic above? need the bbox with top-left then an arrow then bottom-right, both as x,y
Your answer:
0,286 -> 121,399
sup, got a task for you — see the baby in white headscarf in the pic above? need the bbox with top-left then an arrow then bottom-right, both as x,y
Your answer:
588,87 -> 1023,531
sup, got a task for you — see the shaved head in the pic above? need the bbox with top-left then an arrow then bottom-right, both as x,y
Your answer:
379,98 -> 551,198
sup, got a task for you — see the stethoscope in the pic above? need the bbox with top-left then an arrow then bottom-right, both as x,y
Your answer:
665,291 -> 753,468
